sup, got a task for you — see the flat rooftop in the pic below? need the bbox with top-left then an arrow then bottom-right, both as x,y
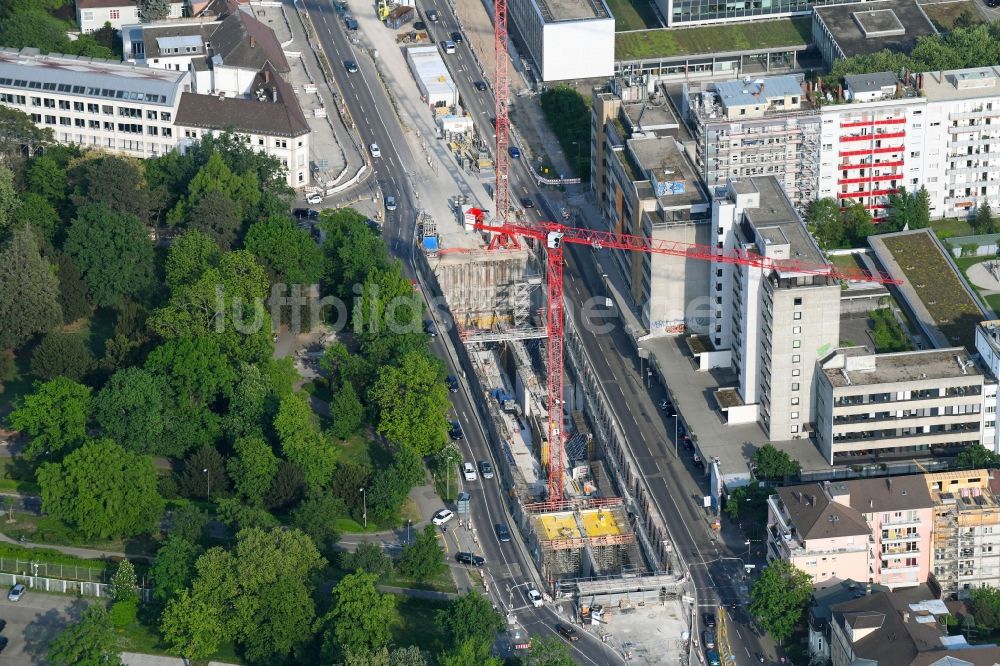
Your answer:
739,177 -> 826,266
824,347 -> 982,388
621,99 -> 679,132
922,66 -> 1000,102
580,507 -> 625,537
627,136 -> 705,207
814,0 -> 937,58
715,74 -> 802,110
537,0 -> 609,23
535,512 -> 581,540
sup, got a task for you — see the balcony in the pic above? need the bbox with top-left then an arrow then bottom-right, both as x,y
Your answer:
840,131 -> 906,142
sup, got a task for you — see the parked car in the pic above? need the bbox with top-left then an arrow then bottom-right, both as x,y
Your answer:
702,630 -> 716,650
344,16 -> 359,29
474,80 -> 487,91
447,375 -> 459,392
345,60 -> 359,73
462,462 -> 477,481
413,20 -> 427,30
702,612 -> 716,628
527,588 -> 544,607
432,509 -> 454,525
370,143 -> 382,158
0,635 -> 7,653
449,421 -> 464,441
705,650 -> 721,666
424,320 -> 437,336
508,146 -> 521,159
479,460 -> 494,478
385,195 -> 397,211
495,523 -> 511,542
555,623 -> 579,641
292,208 -> 319,220
7,584 -> 25,602
306,192 -> 323,205
456,551 -> 485,566
451,31 -> 463,43
0,618 -> 7,632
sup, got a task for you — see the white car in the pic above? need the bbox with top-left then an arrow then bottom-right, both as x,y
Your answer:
7,584 -> 25,602
527,588 -> 543,608
385,195 -> 397,211
306,192 -> 322,205
370,143 -> 382,158
432,509 -> 454,526
462,462 -> 477,481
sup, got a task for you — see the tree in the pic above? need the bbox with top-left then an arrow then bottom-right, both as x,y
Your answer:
331,460 -> 373,521
436,591 -> 504,647
16,192 -> 62,245
969,587 -> 1000,632
275,393 -> 337,492
805,198 -> 845,250
290,493 -> 345,557
749,559 -> 812,644
724,480 -> 772,523
178,446 -> 231,501
975,202 -> 995,234
26,154 -> 67,204
165,230 -> 222,290
913,186 -> 931,229
37,438 -> 163,539
168,504 -> 208,543
245,215 -> 324,285
145,336 -> 236,408
224,363 -> 275,442
398,524 -> 446,582
228,436 -> 279,504
53,252 -> 92,324
169,152 -> 260,229
94,367 -> 170,455
521,636 -> 573,666
215,497 -> 279,532
842,202 -> 876,247
29,331 -> 94,381
539,85 -> 591,180
321,208 -> 390,304
150,535 -> 203,602
752,444 -> 801,482
138,0 -> 171,21
72,155 -> 153,223
370,350 -> 450,455
264,460 -> 306,510
342,542 -> 394,579
65,203 -> 154,307
0,105 -> 52,160
329,380 -> 365,440
956,444 -> 1000,469
111,559 -> 138,604
439,638 -> 503,666
8,377 -> 90,460
189,190 -> 242,250
321,571 -> 397,662
161,588 -> 227,662
47,605 -> 123,666
368,446 -> 423,523
0,225 -> 61,350
871,308 -> 912,353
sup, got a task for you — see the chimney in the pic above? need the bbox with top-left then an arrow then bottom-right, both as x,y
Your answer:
250,36 -> 256,48
271,87 -> 277,103
887,478 -> 893,492
903,612 -> 910,623
264,68 -> 270,83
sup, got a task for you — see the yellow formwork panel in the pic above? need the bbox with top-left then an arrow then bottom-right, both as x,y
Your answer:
536,513 -> 580,540
581,508 -> 624,538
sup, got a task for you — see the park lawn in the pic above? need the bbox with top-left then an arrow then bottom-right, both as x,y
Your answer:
391,596 -> 449,650
615,17 -> 810,60
829,253 -> 865,272
384,566 -> 458,594
0,512 -> 160,560
931,217 -> 975,240
119,621 -> 243,664
603,0 -> 659,31
921,0 -> 981,31
336,432 -> 393,470
987,294 -> 1000,313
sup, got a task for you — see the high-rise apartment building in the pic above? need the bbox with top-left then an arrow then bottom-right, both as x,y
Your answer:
507,0 -> 614,81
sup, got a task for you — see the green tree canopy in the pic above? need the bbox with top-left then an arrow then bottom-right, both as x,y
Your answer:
52,251 -> 92,324
749,559 -> 812,644
245,215 -> 324,285
110,559 -> 139,604
72,155 -> 154,225
151,535 -> 203,602
329,380 -> 365,440
956,444 -> 1000,469
65,203 -> 155,307
47,605 -> 122,666
228,436 -> 280,504
321,208 -> 390,304
969,587 -> 1000,632
38,438 -> 163,538
398,524 -> 446,582
974,203 -> 995,234
539,85 -> 591,180
436,591 -> 504,647
29,330 -> 94,381
274,392 -> 337,492
94,367 -> 170,455
177,446 -> 231,500
752,444 -> 801,482
145,336 -> 236,408
8,377 -> 91,460
370,349 -> 450,455
341,542 -> 394,579
160,588 -> 227,662
289,493 -> 344,558
321,571 -> 397,662
0,224 -> 61,349
165,230 -> 223,291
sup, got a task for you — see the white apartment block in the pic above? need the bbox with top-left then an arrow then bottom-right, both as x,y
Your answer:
76,0 -> 184,33
0,48 -> 188,159
815,347 -> 992,465
507,0 -> 614,81
974,320 -> 1000,452
712,177 -> 841,440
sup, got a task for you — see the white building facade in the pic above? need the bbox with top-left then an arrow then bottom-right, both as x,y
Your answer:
507,0 -> 614,81
76,0 -> 185,33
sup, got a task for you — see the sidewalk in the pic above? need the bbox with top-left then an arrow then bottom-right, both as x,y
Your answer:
0,531 -> 152,562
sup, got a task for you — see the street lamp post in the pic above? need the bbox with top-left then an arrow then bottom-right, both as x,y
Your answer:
407,519 -> 412,544
202,467 -> 210,502
744,539 -> 752,565
360,487 -> 367,529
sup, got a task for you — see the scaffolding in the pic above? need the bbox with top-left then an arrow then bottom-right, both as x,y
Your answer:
532,506 -> 640,582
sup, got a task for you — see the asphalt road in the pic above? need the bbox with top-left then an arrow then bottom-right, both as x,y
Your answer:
0,593 -> 89,665
302,1 -> 619,661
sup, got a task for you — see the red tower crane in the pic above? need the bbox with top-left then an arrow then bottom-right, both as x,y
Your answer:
490,0 -> 518,250
472,218 -> 903,505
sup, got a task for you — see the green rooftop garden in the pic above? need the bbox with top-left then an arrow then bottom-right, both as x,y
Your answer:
615,17 -> 811,61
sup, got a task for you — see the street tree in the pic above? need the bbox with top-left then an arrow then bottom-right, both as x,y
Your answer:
150,535 -> 203,602
94,367 -> 170,455
227,436 -> 280,504
37,438 -> 163,539
47,605 -> 122,666
0,225 -> 61,350
342,542 -> 394,579
367,446 -> 423,523
29,331 -> 94,381
752,444 -> 801,482
8,377 -> 91,460
321,208 -> 390,303
329,380 -> 365,440
370,349 -> 451,455
749,559 -> 812,644
398,524 -> 446,582
436,591 -> 504,647
321,571 -> 397,662
161,588 -> 227,662
724,480 -> 772,524
275,392 -> 337,492
957,444 -> 1000,469
522,636 -> 574,666
65,203 -> 154,306
245,214 -> 324,285
110,559 -> 138,604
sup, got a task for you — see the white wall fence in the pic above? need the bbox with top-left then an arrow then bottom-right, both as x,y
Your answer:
0,559 -> 152,602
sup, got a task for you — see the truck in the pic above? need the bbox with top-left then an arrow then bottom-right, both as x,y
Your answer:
385,5 -> 414,29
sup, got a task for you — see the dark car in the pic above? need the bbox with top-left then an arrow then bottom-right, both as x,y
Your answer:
345,17 -> 359,30
705,650 -> 721,666
292,207 -> 319,220
474,80 -> 487,91
702,612 -> 717,628
451,31 -> 463,43
449,421 -> 463,441
489,117 -> 497,128
447,375 -> 459,392
426,8 -> 439,21
424,320 -> 437,336
456,551 -> 486,566
495,523 -> 511,542
986,0 -> 1000,7
555,623 -> 579,641
702,629 -> 716,650
520,197 -> 534,208
344,60 -> 359,73
0,618 -> 6,632
414,20 -> 427,30
479,460 -> 494,478
0,635 -> 7,653
508,146 -> 521,159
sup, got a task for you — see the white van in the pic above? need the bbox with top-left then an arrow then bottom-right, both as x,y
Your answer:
442,40 -> 456,54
